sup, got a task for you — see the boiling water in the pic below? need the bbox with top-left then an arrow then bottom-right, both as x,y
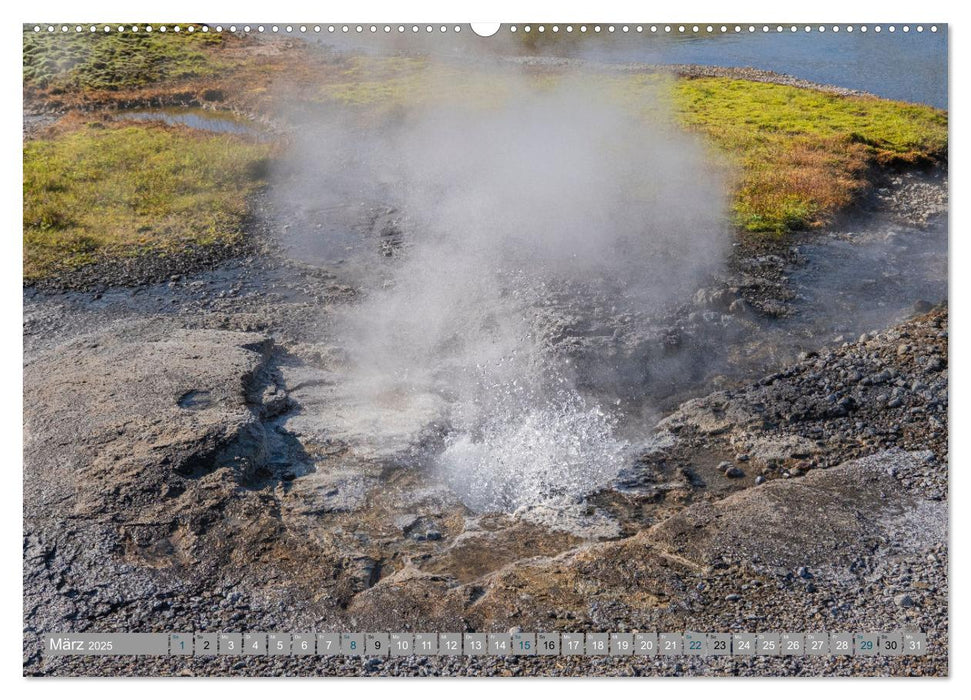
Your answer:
277,79 -> 729,513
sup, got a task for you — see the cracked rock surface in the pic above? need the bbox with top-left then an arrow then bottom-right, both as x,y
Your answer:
23,307 -> 947,676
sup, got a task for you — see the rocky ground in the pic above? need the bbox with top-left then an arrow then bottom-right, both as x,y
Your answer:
22,298 -> 948,676
23,217 -> 948,677
22,77 -> 948,676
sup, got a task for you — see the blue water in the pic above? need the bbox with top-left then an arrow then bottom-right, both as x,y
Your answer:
580,28 -> 948,109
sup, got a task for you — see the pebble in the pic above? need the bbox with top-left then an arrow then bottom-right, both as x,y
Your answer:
393,514 -> 419,532
894,593 -> 915,608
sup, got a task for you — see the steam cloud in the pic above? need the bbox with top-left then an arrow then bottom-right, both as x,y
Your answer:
273,68 -> 729,513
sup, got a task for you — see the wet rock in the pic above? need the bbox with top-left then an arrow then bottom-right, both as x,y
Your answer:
436,449 -> 945,649
20,226 -> 949,677
515,502 -> 622,539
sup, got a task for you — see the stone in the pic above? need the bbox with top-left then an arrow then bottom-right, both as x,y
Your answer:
749,435 -> 815,463
729,298 -> 749,315
394,514 -> 420,532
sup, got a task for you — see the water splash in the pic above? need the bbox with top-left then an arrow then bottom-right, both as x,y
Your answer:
438,372 -> 629,513
281,70 -> 728,514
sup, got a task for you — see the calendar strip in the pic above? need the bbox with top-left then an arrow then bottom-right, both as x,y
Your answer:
42,632 -> 927,657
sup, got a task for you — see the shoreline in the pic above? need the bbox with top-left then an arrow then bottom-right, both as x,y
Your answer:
504,56 -> 878,98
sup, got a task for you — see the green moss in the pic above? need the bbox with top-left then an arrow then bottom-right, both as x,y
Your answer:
23,123 -> 270,280
23,27 -> 227,92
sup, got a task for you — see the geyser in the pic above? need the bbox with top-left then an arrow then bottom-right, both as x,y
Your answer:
275,70 -> 729,512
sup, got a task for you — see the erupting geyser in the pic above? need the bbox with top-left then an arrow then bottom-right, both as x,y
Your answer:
275,72 -> 729,512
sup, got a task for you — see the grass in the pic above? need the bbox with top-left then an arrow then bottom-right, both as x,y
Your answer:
23,27 -> 228,93
23,122 -> 271,281
21,42 -> 948,282
671,77 -> 948,231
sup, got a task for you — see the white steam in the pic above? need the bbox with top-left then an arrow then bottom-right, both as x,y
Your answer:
274,71 -> 728,512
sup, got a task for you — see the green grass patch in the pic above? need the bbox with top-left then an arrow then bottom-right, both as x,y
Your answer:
23,122 -> 271,281
671,77 -> 947,231
23,28 -> 227,92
